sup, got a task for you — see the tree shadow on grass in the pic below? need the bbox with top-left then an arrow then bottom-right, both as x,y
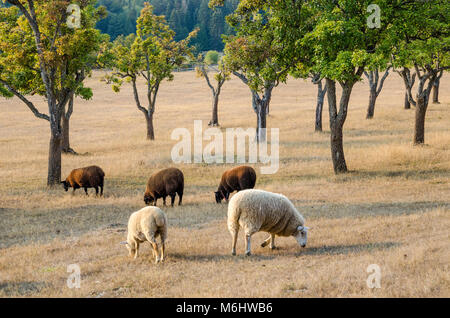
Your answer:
335,169 -> 449,181
300,241 -> 399,256
0,281 -> 49,297
169,252 -> 276,262
295,200 -> 450,219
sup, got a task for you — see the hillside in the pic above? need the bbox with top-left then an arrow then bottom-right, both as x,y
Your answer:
96,0 -> 239,51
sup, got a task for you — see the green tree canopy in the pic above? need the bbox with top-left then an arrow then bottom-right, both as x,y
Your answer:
0,0 -> 106,185
103,3 -> 197,140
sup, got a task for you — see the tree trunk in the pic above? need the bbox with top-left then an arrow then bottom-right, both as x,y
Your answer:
414,95 -> 427,145
145,113 -> 155,140
432,78 -> 440,104
315,81 -> 326,132
253,87 -> 272,143
209,94 -> 220,126
315,99 -> 324,132
48,132 -> 62,186
258,100 -> 267,142
330,122 -> 347,173
326,78 -> 353,174
61,115 -> 70,152
255,97 -> 268,143
366,87 -> 377,119
46,92 -> 64,186
404,92 -> 411,109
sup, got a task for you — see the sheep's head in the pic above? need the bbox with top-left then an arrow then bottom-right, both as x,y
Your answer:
126,243 -> 135,257
215,190 -> 229,204
121,241 -> 135,257
61,181 -> 69,192
144,193 -> 154,205
215,191 -> 223,203
294,225 -> 309,248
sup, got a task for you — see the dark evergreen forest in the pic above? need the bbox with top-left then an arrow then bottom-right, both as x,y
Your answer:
96,0 -> 239,51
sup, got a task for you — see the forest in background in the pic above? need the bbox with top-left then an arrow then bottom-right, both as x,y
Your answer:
96,0 -> 238,51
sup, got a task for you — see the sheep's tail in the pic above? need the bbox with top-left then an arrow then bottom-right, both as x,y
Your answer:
155,213 -> 166,228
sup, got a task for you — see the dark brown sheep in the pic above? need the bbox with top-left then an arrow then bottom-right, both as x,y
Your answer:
61,165 -> 105,196
215,166 -> 256,203
144,168 -> 184,207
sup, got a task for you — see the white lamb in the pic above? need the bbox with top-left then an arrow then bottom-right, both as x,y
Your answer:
227,189 -> 309,256
122,206 -> 168,264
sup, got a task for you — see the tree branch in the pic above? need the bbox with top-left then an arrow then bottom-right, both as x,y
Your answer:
0,79 -> 50,121
131,77 -> 148,115
376,66 -> 391,96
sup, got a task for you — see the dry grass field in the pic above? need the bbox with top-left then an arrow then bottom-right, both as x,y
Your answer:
0,70 -> 449,297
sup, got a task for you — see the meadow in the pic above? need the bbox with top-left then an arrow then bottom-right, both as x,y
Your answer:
0,70 -> 448,297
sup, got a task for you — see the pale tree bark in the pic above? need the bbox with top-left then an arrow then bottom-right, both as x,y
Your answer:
364,67 -> 391,119
252,87 -> 273,142
61,96 -> 76,154
200,65 -> 226,127
396,68 -> 416,110
432,70 -> 443,104
311,75 -> 327,132
234,72 -> 273,143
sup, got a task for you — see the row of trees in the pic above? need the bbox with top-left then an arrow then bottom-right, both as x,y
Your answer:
209,0 -> 449,173
0,0 -> 448,186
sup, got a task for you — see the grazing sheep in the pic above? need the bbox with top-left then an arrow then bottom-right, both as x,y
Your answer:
61,165 -> 105,196
144,167 -> 184,207
227,189 -> 309,256
122,206 -> 168,264
215,166 -> 256,203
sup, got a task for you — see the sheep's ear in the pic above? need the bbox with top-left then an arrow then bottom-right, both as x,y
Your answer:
297,226 -> 304,232
304,227 -> 310,231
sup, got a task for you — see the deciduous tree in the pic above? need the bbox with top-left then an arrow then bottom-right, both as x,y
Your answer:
105,4 -> 197,140
196,52 -> 229,127
0,0 -> 104,185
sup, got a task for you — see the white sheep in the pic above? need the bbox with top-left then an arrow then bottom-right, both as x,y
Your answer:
121,206 -> 168,264
227,189 -> 309,256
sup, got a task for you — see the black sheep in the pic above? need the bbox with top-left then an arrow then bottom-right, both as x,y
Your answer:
215,166 -> 256,203
144,168 -> 184,207
61,165 -> 105,196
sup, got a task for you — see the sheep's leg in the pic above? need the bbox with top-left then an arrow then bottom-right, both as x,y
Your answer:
269,234 -> 276,250
245,233 -> 252,256
230,228 -> 239,256
84,187 -> 88,196
100,186 -> 103,197
170,194 -> 176,207
95,187 -> 99,197
160,241 -> 165,262
261,235 -> 272,248
162,197 -> 166,206
145,233 -> 160,264
151,241 -> 160,264
178,192 -> 183,206
134,241 -> 140,259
